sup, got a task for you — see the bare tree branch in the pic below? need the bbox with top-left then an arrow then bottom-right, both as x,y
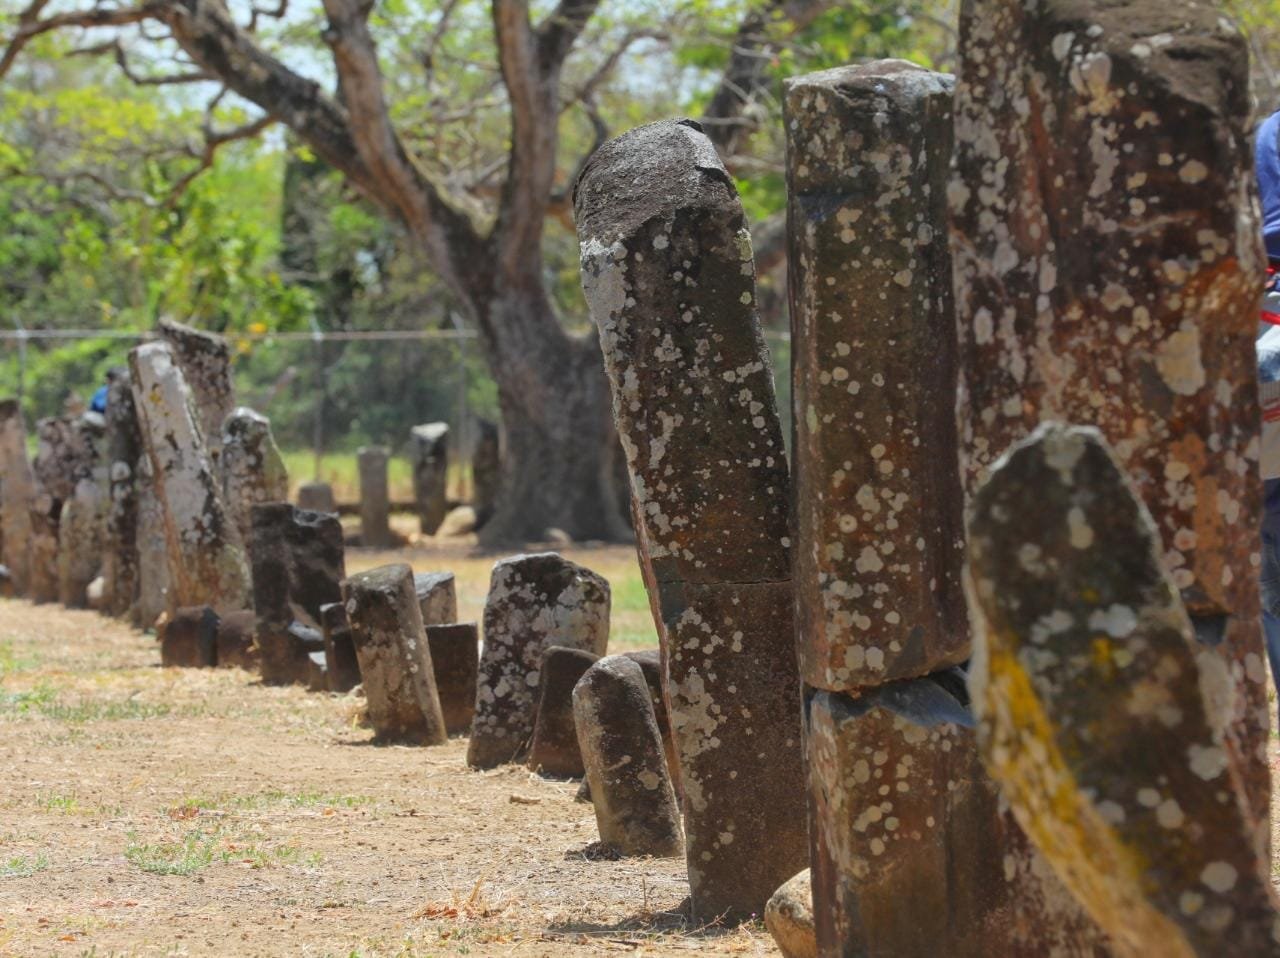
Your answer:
0,1 -> 157,81
69,38 -> 211,85
165,99 -> 278,206
700,0 -> 835,159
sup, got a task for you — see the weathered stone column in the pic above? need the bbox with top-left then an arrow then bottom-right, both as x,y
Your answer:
221,407 -> 288,555
528,646 -> 600,778
341,562 -> 448,744
102,367 -> 143,618
133,455 -> 170,628
409,422 -> 449,536
413,571 -> 457,626
157,319 -> 234,459
472,418 -> 500,529
0,399 -> 36,595
426,622 -> 478,735
787,63 -> 966,690
574,655 -> 684,858
577,118 -> 806,920
357,446 -> 393,548
297,481 -> 336,513
130,341 -> 250,614
467,552 -> 610,770
951,0 -> 1269,831
967,423 -> 1277,956
251,502 -> 345,685
160,605 -> 219,668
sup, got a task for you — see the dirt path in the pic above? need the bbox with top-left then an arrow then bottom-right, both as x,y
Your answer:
0,597 -> 774,957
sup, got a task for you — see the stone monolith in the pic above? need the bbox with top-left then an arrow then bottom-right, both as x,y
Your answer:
320,602 -> 362,693
129,341 -> 250,614
467,553 -> 610,769
341,562 -> 448,744
951,0 -> 1268,829
574,655 -> 684,858
414,571 -> 457,626
967,423 -> 1278,957
221,407 -> 288,554
157,318 -> 234,458
357,446 -> 393,548
409,422 -> 449,536
0,399 -> 36,594
297,482 -> 336,513
528,646 -> 600,778
472,418 -> 500,528
426,622 -> 478,735
102,367 -> 142,618
577,118 -> 806,919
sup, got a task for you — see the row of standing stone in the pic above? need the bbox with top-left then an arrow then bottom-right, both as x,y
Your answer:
0,326 -> 687,861
577,0 -> 1276,952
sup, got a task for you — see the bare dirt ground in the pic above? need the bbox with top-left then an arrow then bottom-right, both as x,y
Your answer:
0,542 -> 774,958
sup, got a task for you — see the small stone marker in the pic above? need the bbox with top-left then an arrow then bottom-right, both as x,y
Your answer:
0,399 -> 35,595
160,606 -> 219,668
425,622 -> 478,735
251,502 -> 345,685
357,446 -> 394,548
320,602 -> 362,693
129,341 -> 250,614
574,655 -> 684,858
467,552 -> 610,769
215,609 -> 257,670
157,319 -> 234,459
951,0 -> 1269,826
221,407 -> 289,554
413,571 -> 457,626
409,422 -> 449,536
102,367 -> 142,618
765,871 -> 816,958
785,62 -> 966,689
577,118 -> 806,920
296,482 -> 336,513
471,418 -> 500,528
341,562 -> 448,744
527,646 -> 600,778
967,423 -> 1279,956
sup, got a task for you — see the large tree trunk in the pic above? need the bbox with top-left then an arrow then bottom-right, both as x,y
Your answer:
474,283 -> 629,545
471,279 -> 629,545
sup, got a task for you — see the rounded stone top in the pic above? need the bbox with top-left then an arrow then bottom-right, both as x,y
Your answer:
345,562 -> 414,594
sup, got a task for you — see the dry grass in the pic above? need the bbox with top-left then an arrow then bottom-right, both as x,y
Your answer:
0,544 -> 765,957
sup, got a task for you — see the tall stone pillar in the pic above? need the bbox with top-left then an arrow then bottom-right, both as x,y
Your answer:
157,319 -> 234,460
357,446 -> 393,548
0,399 -> 36,595
951,0 -> 1269,835
129,341 -> 250,614
785,63 -> 1105,955
134,455 -> 170,629
221,407 -> 289,555
577,119 -> 806,921
102,367 -> 143,618
409,422 -> 449,536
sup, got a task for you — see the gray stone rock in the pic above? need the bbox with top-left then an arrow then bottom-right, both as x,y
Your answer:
160,606 -> 219,668
409,422 -> 449,536
527,646 -> 601,778
341,562 -> 448,744
129,341 -> 250,614
414,571 -> 457,626
157,319 -> 234,460
320,601 -> 361,693
102,367 -> 142,618
426,622 -> 478,735
467,552 -> 610,769
357,446 -> 394,548
576,118 -> 806,920
574,655 -> 683,858
221,407 -> 288,556
296,482 -> 336,513
765,870 -> 816,958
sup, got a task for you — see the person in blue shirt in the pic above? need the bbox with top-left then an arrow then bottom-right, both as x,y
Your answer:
1253,108 -> 1280,729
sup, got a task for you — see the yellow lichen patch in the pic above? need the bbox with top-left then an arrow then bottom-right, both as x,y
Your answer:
980,639 -> 1195,958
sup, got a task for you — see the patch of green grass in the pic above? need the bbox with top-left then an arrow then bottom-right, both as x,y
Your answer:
124,829 -> 218,876
0,853 -> 49,878
38,793 -> 82,814
609,572 -> 652,614
0,641 -> 41,676
0,685 -> 171,724
183,788 -> 374,812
